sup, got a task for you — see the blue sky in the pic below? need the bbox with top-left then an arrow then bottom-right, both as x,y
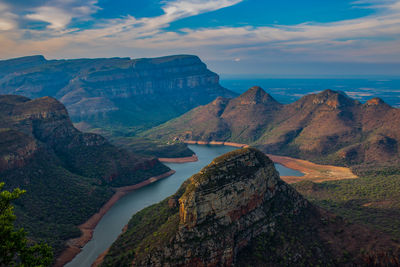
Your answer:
0,0 -> 400,77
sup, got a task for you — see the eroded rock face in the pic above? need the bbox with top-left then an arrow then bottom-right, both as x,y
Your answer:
0,55 -> 236,129
0,95 -> 168,184
133,148 -> 310,266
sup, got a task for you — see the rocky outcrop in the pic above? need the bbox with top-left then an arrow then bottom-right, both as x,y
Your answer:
102,148 -> 322,266
168,148 -> 309,266
102,148 -> 400,267
0,55 -> 236,131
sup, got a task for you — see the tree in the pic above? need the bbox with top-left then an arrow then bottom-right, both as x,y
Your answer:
0,182 -> 53,266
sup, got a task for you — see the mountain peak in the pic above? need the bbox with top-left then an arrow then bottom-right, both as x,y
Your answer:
179,147 -> 281,228
237,86 -> 280,105
365,97 -> 389,107
311,89 -> 355,108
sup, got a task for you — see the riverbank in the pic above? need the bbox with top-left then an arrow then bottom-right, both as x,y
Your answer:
158,154 -> 198,163
267,154 -> 357,183
184,140 -> 249,148
183,140 -> 357,183
55,170 -> 176,267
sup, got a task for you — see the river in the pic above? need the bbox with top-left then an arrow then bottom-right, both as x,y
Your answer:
66,145 -> 303,267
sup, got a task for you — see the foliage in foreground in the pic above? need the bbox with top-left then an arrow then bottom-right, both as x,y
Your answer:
0,182 -> 53,266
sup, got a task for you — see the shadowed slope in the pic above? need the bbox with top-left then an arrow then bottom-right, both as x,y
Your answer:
0,95 -> 170,255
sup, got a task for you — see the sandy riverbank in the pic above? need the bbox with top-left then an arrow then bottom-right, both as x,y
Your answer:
267,154 -> 358,183
55,170 -> 176,267
183,140 -> 357,183
184,140 -> 249,148
71,141 -> 357,266
158,154 -> 198,163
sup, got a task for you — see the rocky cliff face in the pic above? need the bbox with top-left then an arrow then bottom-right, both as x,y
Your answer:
102,148 -> 327,266
0,95 -> 170,254
160,148 -> 310,266
102,148 -> 400,266
0,95 -> 166,183
0,55 -> 236,132
144,87 -> 400,169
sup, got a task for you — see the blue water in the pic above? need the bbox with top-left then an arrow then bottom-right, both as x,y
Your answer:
66,145 -> 302,267
221,78 -> 400,107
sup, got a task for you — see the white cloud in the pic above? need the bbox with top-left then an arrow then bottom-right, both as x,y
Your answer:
26,6 -> 73,29
25,0 -> 100,30
1,0 -> 400,73
0,3 -> 17,31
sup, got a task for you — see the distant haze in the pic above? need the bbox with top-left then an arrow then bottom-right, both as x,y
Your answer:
221,78 -> 400,108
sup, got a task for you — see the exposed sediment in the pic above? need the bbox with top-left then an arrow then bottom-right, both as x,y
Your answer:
183,140 -> 357,183
158,154 -> 198,163
55,170 -> 175,267
267,154 -> 357,183
184,140 -> 249,148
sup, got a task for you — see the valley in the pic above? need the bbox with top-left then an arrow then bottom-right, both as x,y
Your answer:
101,148 -> 400,266
2,0 -> 400,265
1,55 -> 399,266
0,95 -> 171,257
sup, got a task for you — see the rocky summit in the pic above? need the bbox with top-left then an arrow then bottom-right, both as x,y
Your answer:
144,87 -> 400,169
102,148 -> 400,266
0,55 -> 236,132
173,148 -> 310,265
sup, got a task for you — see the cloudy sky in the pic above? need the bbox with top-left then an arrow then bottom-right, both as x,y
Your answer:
0,0 -> 400,77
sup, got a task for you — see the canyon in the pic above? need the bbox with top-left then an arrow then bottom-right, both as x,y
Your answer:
102,148 -> 400,266
0,55 -> 236,134
0,95 -> 170,255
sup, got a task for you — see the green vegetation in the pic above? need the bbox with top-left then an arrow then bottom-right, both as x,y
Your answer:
101,181 -> 188,267
141,88 -> 400,172
237,213 -> 334,266
0,182 -> 53,266
0,95 -> 172,259
294,172 -> 400,240
2,154 -> 114,255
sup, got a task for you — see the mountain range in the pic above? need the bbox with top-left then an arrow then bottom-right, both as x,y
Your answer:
0,55 -> 235,135
143,86 -> 400,170
0,95 -> 170,254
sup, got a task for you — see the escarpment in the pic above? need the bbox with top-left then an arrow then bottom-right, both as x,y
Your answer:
0,55 -> 236,132
0,95 -> 170,255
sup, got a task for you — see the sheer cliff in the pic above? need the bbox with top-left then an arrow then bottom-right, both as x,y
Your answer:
0,55 -> 236,132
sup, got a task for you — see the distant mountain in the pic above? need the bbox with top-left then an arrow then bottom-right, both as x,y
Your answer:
144,87 -> 400,169
102,148 -> 400,266
0,55 -> 236,134
0,95 -> 169,254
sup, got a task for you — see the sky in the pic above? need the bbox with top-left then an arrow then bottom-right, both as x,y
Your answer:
0,0 -> 400,77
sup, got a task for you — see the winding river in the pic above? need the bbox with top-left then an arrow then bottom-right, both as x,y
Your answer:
66,145 -> 303,267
